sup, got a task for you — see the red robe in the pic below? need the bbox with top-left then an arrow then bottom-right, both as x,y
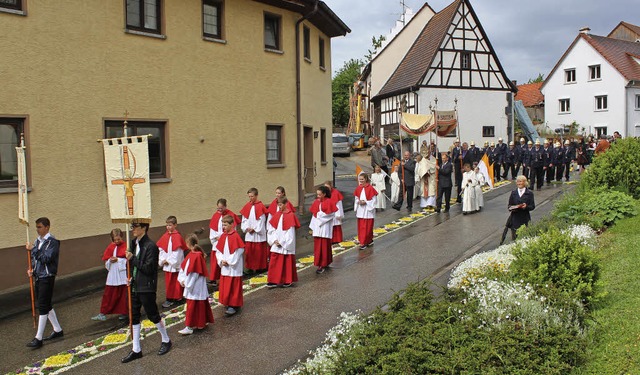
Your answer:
157,230 -> 187,300
267,209 -> 300,285
99,242 -> 128,315
217,230 -> 245,307
209,209 -> 240,281
267,198 -> 296,218
309,197 -> 338,217
354,184 -> 378,247
329,188 -> 345,243
181,251 -> 214,328
311,198 -> 337,268
241,201 -> 269,270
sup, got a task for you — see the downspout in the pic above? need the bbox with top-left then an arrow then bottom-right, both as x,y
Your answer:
295,0 -> 319,213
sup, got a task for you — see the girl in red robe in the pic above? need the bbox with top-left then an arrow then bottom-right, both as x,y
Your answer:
324,180 -> 344,244
309,185 -> 338,274
354,173 -> 378,249
178,234 -> 214,334
208,198 -> 241,284
267,186 -> 297,222
266,197 -> 300,287
216,215 -> 246,316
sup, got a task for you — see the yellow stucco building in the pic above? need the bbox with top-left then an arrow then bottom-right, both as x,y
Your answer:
0,0 -> 349,292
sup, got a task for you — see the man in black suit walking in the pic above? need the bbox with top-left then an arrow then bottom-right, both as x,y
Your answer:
392,151 -> 416,211
436,153 -> 453,213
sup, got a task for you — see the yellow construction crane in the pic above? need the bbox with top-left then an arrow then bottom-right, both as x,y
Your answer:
347,80 -> 369,150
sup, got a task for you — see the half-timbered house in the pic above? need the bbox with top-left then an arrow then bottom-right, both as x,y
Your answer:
366,0 -> 516,149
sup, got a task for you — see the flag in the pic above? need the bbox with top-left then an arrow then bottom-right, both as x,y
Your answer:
355,164 -> 363,177
16,144 -> 29,224
102,136 -> 152,223
479,153 -> 494,188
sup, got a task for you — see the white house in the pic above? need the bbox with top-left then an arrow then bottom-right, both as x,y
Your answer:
363,0 -> 516,150
541,25 -> 640,138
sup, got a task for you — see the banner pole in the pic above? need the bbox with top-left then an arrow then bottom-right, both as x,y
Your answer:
126,225 -> 133,340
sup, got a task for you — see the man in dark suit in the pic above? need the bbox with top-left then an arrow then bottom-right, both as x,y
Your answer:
436,153 -> 453,213
529,139 -> 546,190
392,151 -> 416,211
122,221 -> 172,363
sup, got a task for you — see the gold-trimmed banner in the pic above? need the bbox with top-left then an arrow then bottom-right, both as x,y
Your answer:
102,136 -> 152,223
16,146 -> 29,224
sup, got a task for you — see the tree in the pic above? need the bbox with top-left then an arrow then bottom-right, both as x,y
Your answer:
332,58 -> 364,128
364,35 -> 386,62
527,73 -> 545,84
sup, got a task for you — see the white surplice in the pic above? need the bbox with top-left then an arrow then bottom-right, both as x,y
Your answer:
462,170 -> 479,212
370,172 -> 386,209
309,201 -> 335,239
177,259 -> 209,301
216,237 -> 245,277
241,206 -> 266,242
390,171 -> 400,203
105,244 -> 127,286
158,236 -> 184,273
267,215 -> 296,255
354,188 -> 377,219
474,170 -> 485,208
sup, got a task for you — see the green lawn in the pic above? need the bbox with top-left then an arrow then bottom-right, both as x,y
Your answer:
574,215 -> 640,374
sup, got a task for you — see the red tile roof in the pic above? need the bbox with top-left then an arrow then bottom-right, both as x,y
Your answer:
583,34 -> 640,81
515,82 -> 544,107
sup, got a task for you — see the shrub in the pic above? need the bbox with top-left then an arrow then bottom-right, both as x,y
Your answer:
581,137 -> 640,198
510,227 -> 601,307
552,188 -> 638,230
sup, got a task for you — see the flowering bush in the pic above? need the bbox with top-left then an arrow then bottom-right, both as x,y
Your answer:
283,312 -> 364,375
447,243 -> 517,289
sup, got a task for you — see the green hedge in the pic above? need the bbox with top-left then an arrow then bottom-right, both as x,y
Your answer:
581,138 -> 640,198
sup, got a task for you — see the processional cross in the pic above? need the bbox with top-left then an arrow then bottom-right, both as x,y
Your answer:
110,111 -> 145,215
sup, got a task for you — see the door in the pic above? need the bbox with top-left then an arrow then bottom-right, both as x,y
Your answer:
304,126 -> 314,193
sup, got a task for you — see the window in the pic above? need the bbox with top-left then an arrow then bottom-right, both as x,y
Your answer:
319,37 -> 326,69
264,13 -> 281,51
595,95 -> 608,111
482,126 -> 495,137
320,128 -> 327,163
0,0 -> 22,11
559,99 -> 571,113
303,26 -> 311,60
636,94 -> 640,110
105,120 -> 167,178
565,69 -> 576,83
635,125 -> 640,137
0,117 -> 24,189
594,126 -> 607,137
460,52 -> 471,70
126,0 -> 162,34
589,65 -> 601,80
266,125 -> 283,165
203,0 -> 222,39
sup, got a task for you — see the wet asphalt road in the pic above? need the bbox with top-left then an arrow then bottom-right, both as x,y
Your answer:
0,152 -> 575,374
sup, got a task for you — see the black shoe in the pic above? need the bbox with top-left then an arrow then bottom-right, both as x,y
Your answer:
44,330 -> 63,341
26,338 -> 43,348
392,205 -> 400,211
282,283 -> 293,288
122,350 -> 143,363
435,209 -> 441,213
315,267 -> 325,274
158,341 -> 172,356
266,283 -> 278,289
444,209 -> 450,213
407,207 -> 412,211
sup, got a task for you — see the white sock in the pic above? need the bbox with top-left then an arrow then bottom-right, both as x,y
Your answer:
155,320 -> 170,343
35,315 -> 48,340
132,324 -> 141,353
48,309 -> 62,332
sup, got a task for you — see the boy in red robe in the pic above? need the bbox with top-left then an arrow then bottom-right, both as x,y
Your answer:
240,188 -> 269,274
216,215 -> 245,316
178,234 -> 214,334
208,198 -> 240,285
156,216 -> 188,308
92,228 -> 129,321
309,185 -> 337,274
266,197 -> 300,287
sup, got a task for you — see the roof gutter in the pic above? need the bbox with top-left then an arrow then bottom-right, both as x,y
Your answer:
295,0 -> 319,213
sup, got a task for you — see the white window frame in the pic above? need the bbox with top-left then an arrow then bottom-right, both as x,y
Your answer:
564,68 -> 576,84
588,64 -> 601,81
635,94 -> 640,110
595,95 -> 608,111
559,98 -> 571,114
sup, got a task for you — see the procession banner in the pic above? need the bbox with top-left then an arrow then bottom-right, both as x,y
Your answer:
434,110 -> 458,137
102,136 -> 152,223
400,112 -> 435,135
16,145 -> 29,224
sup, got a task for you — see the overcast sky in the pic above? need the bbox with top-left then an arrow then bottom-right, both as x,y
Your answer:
324,0 -> 638,84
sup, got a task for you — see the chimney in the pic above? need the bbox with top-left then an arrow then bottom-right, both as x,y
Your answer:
511,80 -> 517,86
579,27 -> 591,34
